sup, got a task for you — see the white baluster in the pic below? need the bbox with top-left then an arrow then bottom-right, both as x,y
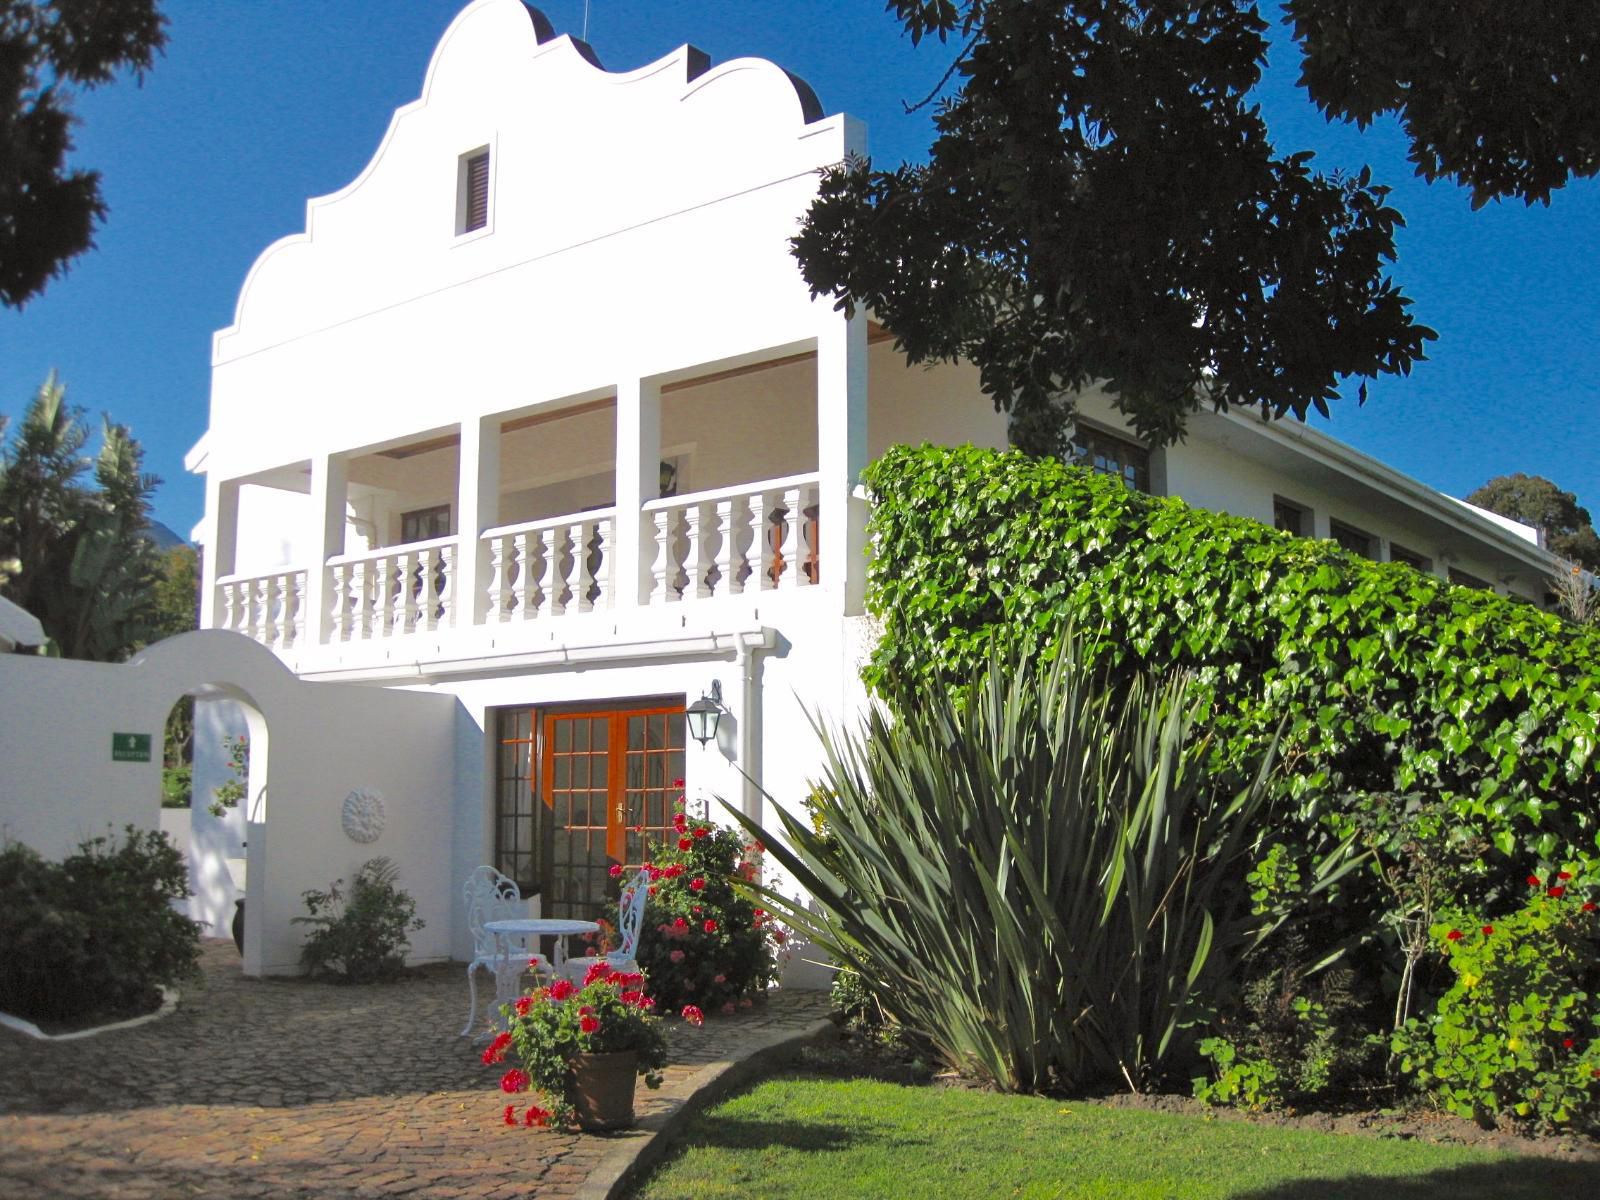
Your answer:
568,522 -> 594,613
250,577 -> 268,645
285,572 -> 303,647
778,488 -> 802,589
747,491 -> 771,592
520,531 -> 542,619
716,498 -> 740,597
650,509 -> 674,604
440,544 -> 455,627
356,559 -> 376,640
218,583 -> 235,633
543,528 -> 566,617
400,550 -> 420,633
488,535 -> 508,621
684,503 -> 710,600
592,518 -> 613,610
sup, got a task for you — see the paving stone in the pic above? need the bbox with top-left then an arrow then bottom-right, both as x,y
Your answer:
0,939 -> 829,1198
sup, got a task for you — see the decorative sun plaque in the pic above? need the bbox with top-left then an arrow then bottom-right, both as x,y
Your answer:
340,788 -> 386,844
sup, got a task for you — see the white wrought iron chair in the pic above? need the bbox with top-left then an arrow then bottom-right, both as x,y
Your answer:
560,867 -> 650,983
461,865 -> 550,1036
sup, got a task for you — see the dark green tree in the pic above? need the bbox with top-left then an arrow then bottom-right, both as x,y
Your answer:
0,0 -> 168,309
793,2 -> 1597,454
1466,473 -> 1600,571
0,371 -> 165,659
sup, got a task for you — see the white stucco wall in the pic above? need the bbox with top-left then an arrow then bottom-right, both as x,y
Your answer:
0,632 -> 459,976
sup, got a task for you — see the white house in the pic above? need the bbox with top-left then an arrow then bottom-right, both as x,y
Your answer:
174,0 -> 1554,969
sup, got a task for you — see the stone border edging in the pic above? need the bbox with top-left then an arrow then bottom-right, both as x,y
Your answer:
574,1016 -> 840,1200
0,986 -> 180,1042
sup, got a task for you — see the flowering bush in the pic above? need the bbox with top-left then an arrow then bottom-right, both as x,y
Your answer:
1392,869 -> 1600,1130
627,798 -> 784,1015
485,962 -> 668,1127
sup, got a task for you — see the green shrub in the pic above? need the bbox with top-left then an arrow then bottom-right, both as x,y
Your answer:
294,856 -> 424,983
160,763 -> 191,808
731,643 -> 1354,1092
1393,871 -> 1600,1130
630,801 -> 781,1016
0,826 -> 201,1023
1194,932 -> 1372,1110
863,445 -> 1600,880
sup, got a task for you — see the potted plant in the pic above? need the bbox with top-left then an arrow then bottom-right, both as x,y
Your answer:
485,963 -> 669,1130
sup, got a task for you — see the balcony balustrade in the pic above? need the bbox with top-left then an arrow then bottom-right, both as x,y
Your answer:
213,474 -> 828,654
216,568 -> 307,650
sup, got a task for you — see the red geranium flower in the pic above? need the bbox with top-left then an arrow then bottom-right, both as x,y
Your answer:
673,777 -> 685,788
514,996 -> 534,1017
673,917 -> 689,930
678,837 -> 694,851
1549,886 -> 1566,898
1563,1038 -> 1576,1049
1558,871 -> 1573,880
500,1068 -> 530,1094
481,1031 -> 513,1064
673,813 -> 688,833
682,1004 -> 705,1026
772,929 -> 787,944
609,863 -> 623,877
1481,925 -> 1494,936
1584,902 -> 1597,912
1446,930 -> 1463,941
549,978 -> 577,1001
503,1104 -> 518,1126
669,949 -> 685,963
693,826 -> 710,839
580,1014 -> 600,1034
703,919 -> 719,933
689,877 -> 706,892
524,1104 -> 551,1127
1528,874 -> 1542,887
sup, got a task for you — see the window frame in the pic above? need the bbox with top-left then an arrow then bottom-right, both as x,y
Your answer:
1068,421 -> 1151,492
1329,519 -> 1378,560
455,146 -> 492,237
1273,496 -> 1310,537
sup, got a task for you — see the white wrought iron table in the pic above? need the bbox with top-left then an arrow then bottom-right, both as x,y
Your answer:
483,917 -> 601,1025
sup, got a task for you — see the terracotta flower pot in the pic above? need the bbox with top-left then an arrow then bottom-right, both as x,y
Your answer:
569,1051 -> 638,1130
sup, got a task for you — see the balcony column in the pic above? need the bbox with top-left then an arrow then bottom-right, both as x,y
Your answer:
614,376 -> 661,607
304,453 -> 348,645
456,415 -> 501,625
200,477 -> 240,628
817,307 -> 869,614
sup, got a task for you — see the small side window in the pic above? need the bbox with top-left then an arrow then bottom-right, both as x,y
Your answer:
1330,519 -> 1377,560
1273,497 -> 1309,537
1388,543 -> 1432,572
457,148 -> 491,235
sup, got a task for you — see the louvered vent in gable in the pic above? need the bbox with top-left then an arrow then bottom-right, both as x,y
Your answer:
457,147 -> 491,235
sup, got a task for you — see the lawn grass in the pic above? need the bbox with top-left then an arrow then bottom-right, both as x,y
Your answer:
631,1072 -> 1600,1199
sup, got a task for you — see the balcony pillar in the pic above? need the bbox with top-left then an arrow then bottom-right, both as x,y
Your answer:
614,376 -> 661,607
817,308 -> 869,614
200,477 -> 240,628
456,414 -> 501,625
305,453 -> 348,645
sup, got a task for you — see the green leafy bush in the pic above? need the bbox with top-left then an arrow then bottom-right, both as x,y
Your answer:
863,445 -> 1600,878
0,826 -> 200,1023
630,800 -> 781,1016
731,643 -> 1352,1092
1194,932 -> 1371,1110
1393,871 -> 1600,1130
294,856 -> 424,983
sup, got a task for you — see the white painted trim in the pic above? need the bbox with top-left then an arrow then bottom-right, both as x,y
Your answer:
0,986 -> 179,1042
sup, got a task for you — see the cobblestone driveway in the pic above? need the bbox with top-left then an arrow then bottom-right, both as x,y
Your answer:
0,941 -> 828,1199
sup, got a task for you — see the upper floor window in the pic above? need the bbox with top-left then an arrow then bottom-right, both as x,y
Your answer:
457,148 -> 491,235
1330,519 -> 1377,560
1273,497 -> 1310,537
1448,566 -> 1492,591
1070,424 -> 1150,492
1389,543 -> 1431,572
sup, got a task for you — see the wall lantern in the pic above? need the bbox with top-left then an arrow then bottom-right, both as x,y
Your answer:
686,680 -> 724,748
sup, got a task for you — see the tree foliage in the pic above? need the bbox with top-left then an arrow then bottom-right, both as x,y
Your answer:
0,370 -> 166,659
795,2 -> 1597,453
1467,473 -> 1600,571
0,0 -> 168,309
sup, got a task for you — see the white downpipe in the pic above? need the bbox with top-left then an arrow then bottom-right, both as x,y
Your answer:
737,638 -> 762,828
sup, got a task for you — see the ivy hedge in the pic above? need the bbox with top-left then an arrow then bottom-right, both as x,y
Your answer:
863,444 -> 1600,873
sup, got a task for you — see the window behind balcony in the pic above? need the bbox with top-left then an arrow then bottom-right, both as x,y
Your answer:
401,504 -> 451,544
1069,424 -> 1150,492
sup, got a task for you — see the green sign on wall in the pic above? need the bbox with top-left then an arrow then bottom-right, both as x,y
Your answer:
112,732 -> 152,763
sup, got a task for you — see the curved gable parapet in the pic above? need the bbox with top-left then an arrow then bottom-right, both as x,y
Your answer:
215,0 -> 842,364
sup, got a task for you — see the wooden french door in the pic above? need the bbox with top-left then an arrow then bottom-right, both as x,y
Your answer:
535,702 -> 685,921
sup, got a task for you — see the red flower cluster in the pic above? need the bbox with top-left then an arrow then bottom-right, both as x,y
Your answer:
482,1031 -> 513,1065
1446,929 -> 1463,942
500,1068 -> 529,1094
681,1004 -> 705,1026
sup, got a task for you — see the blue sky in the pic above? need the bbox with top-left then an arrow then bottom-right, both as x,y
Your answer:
1,1 -> 1596,539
